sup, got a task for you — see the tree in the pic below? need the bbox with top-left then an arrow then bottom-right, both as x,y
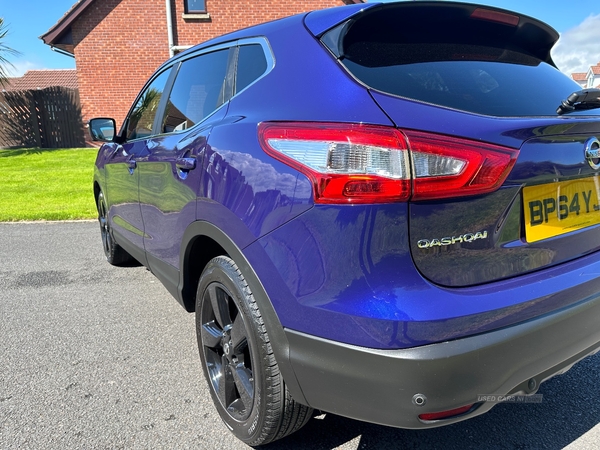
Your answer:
0,18 -> 19,87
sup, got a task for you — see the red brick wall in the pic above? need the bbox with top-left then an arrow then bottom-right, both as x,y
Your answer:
72,0 -> 353,128
72,0 -> 169,128
171,0 -> 353,48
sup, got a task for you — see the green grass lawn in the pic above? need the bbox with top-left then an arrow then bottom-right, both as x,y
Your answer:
0,147 -> 98,221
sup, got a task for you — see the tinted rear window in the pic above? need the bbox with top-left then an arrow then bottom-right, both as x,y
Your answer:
334,4 -> 599,117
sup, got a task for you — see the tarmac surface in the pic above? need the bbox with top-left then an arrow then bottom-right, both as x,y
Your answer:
1,221 -> 599,449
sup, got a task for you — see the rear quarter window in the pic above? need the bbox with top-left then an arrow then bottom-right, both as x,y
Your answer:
236,44 -> 268,94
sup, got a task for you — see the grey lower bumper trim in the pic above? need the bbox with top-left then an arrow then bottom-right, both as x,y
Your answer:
285,293 -> 600,429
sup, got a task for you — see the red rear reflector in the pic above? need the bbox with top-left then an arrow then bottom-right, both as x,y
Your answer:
258,122 -> 519,204
419,404 -> 474,421
471,8 -> 519,26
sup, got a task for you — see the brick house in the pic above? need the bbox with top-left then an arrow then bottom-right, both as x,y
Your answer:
41,0 -> 362,128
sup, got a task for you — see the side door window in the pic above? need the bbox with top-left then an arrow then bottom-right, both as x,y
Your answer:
125,69 -> 171,140
140,47 -> 232,270
161,49 -> 230,134
235,44 -> 268,94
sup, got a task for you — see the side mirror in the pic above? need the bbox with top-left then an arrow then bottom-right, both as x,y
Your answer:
89,118 -> 116,142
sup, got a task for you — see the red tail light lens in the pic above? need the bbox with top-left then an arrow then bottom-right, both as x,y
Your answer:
258,122 -> 519,204
258,122 -> 411,204
406,130 -> 519,201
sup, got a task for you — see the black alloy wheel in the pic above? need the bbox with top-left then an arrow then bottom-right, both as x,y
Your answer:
196,256 -> 313,446
200,280 -> 255,421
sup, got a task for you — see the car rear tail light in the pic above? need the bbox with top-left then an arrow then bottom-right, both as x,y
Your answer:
405,130 -> 518,201
258,122 -> 411,204
258,122 -> 519,204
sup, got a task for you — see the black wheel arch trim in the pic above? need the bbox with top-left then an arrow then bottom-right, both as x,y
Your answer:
179,220 -> 309,406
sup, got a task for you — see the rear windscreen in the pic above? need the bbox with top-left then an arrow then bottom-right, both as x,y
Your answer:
333,4 -> 598,117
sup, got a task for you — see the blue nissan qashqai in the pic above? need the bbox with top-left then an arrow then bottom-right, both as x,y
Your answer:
90,1 -> 600,445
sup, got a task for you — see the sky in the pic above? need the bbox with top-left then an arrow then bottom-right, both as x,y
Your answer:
1,0 -> 599,78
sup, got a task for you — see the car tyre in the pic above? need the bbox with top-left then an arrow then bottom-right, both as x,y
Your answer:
196,256 -> 313,446
97,191 -> 135,266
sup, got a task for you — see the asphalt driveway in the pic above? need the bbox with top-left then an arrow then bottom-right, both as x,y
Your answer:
1,222 -> 599,449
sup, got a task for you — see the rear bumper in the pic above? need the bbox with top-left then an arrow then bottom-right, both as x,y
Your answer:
286,290 -> 600,429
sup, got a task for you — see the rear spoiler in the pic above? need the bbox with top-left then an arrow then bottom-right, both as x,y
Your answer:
305,1 -> 559,67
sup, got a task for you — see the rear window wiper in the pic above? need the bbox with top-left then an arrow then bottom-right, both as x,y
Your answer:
557,88 -> 600,115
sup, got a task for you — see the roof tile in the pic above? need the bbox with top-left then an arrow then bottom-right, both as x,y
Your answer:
3,69 -> 78,92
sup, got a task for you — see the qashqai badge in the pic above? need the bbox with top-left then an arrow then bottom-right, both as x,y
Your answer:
417,231 -> 488,249
584,137 -> 600,170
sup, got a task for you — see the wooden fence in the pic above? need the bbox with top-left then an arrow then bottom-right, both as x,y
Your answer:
0,87 -> 85,148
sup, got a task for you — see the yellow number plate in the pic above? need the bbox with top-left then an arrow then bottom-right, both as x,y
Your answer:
523,177 -> 600,243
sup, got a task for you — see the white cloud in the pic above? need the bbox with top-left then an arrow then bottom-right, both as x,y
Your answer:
6,60 -> 41,78
552,13 -> 600,76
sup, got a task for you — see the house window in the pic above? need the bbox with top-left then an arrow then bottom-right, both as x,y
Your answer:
185,0 -> 206,13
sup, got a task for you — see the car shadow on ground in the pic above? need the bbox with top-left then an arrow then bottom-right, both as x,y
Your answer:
268,353 -> 600,450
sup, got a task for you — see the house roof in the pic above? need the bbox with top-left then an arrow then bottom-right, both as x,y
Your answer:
591,65 -> 600,75
571,72 -> 587,82
41,0 -> 365,54
40,0 -> 96,54
3,69 -> 78,92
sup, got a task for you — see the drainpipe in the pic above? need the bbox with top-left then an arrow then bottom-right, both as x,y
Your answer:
172,45 -> 193,53
165,0 -> 175,58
